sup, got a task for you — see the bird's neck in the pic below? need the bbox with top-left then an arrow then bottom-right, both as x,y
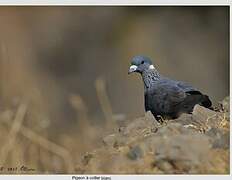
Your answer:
142,69 -> 161,89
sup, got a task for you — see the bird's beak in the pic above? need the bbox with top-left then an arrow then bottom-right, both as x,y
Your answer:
128,65 -> 138,74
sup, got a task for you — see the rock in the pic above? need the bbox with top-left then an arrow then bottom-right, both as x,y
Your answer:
118,111 -> 159,144
191,105 -> 226,130
127,145 -> 143,160
192,105 -> 217,123
221,96 -> 229,112
123,111 -> 158,134
81,152 -> 94,166
76,100 -> 229,174
155,161 -> 173,173
102,134 -> 117,147
145,111 -> 158,123
175,113 -> 193,125
146,131 -> 211,173
102,133 -> 128,148
124,123 -> 212,173
205,128 -> 229,149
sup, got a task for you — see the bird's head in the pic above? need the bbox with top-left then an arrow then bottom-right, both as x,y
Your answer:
128,55 -> 155,74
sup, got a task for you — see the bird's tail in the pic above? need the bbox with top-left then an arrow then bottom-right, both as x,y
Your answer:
185,91 -> 212,109
201,95 -> 212,108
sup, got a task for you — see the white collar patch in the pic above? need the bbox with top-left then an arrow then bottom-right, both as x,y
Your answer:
149,65 -> 155,69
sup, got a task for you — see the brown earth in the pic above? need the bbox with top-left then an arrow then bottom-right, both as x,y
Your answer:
75,97 -> 230,174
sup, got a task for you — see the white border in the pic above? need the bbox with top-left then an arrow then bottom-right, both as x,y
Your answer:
0,0 -> 230,5
0,175 -> 231,179
0,1 -> 231,179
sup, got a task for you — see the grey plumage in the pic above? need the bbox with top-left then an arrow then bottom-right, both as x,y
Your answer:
128,55 -> 212,120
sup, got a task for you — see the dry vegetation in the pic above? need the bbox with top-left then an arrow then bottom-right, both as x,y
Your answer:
0,77 -> 118,174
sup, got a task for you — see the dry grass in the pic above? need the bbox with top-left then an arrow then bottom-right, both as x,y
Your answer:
0,77 -> 118,174
0,103 -> 74,173
95,77 -> 117,128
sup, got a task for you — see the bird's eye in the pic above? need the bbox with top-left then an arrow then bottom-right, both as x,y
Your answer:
141,61 -> 144,64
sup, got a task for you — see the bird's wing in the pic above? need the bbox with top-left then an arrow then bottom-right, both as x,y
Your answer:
176,81 -> 207,98
146,78 -> 211,117
159,81 -> 187,105
164,78 -> 204,95
147,80 -> 188,114
165,78 -> 196,91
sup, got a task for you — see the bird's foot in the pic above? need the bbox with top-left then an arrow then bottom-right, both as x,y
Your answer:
156,115 -> 166,124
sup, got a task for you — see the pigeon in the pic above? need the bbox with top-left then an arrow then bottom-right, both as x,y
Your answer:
128,55 -> 212,121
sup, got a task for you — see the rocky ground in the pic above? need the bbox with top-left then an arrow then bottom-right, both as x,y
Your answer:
75,97 -> 230,174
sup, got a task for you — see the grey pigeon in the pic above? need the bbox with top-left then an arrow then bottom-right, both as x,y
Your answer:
128,55 -> 212,121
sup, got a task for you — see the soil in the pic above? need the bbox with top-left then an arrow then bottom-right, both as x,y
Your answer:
75,97 -> 230,174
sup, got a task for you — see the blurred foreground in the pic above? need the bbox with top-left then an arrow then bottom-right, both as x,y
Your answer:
0,96 -> 229,174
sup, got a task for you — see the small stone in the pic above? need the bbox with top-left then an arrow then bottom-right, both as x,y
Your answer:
82,153 -> 94,166
102,134 -> 117,147
221,96 -> 230,112
193,104 -> 217,121
155,161 -> 173,173
206,128 -> 229,149
145,111 -> 157,122
127,145 -> 143,160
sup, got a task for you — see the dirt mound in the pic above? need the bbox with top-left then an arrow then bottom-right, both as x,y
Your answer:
75,97 -> 230,174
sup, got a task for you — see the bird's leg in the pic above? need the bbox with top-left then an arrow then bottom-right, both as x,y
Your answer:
156,115 -> 165,123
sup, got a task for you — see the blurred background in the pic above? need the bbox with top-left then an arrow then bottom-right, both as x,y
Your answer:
0,6 -> 229,173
